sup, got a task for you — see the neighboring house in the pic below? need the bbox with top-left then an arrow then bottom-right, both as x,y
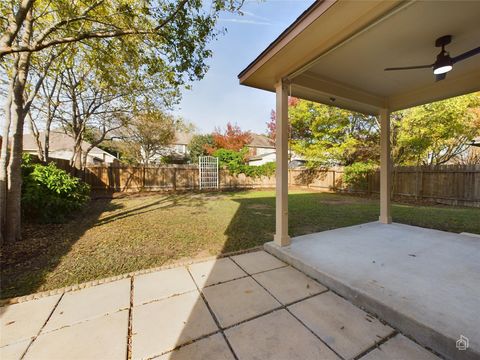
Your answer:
247,134 -> 306,166
471,136 -> 480,148
23,131 -> 118,165
247,134 -> 276,166
146,131 -> 194,164
247,134 -> 275,157
168,132 -> 194,158
447,136 -> 480,165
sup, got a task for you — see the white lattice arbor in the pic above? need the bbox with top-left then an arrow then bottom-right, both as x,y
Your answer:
199,156 -> 219,190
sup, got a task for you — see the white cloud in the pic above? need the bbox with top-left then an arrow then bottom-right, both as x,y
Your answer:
219,18 -> 272,25
239,10 -> 270,22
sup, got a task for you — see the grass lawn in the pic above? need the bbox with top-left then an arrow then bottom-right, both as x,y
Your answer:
1,189 -> 479,299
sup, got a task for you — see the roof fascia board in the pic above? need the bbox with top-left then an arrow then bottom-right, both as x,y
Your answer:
238,0 -> 337,82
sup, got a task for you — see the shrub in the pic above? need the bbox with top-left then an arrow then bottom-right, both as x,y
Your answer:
213,148 -> 275,178
343,161 -> 377,190
21,155 -> 90,223
188,134 -> 215,163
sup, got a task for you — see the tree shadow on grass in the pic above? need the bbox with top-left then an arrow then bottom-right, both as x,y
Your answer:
220,191 -> 379,254
0,197 -> 122,300
0,192 -> 228,299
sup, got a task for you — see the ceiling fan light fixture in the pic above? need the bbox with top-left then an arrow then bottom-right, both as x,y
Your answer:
433,52 -> 453,75
433,64 -> 452,75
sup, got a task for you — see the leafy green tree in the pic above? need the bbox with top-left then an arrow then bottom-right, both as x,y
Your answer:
285,99 -> 379,167
117,110 -> 179,166
0,0 -> 244,242
188,134 -> 215,163
392,93 -> 480,165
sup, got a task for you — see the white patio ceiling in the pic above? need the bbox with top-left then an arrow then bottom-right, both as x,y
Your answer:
239,0 -> 480,115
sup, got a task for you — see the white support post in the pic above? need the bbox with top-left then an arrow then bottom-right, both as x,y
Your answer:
379,108 -> 392,224
274,80 -> 291,246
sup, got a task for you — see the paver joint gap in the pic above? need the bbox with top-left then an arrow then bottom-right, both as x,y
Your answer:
20,292 -> 64,360
353,330 -> 398,360
230,255 -> 346,360
186,264 -> 239,360
126,276 -> 134,360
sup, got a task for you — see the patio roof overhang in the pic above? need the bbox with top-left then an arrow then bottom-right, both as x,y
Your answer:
238,0 -> 480,247
238,0 -> 480,115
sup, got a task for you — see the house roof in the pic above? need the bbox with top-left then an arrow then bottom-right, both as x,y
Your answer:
248,134 -> 275,149
248,151 -> 276,162
471,136 -> 480,147
23,131 -> 117,158
239,0 -> 480,115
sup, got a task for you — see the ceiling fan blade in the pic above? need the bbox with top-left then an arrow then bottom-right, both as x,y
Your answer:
452,46 -> 480,64
435,73 -> 447,82
384,64 -> 432,71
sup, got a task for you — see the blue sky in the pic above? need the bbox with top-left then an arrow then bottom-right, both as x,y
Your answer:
172,0 -> 314,134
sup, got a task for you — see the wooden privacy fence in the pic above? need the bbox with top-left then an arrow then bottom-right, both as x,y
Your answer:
56,161 -> 479,207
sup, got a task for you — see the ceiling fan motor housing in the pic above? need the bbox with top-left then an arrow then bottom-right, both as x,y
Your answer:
435,35 -> 452,48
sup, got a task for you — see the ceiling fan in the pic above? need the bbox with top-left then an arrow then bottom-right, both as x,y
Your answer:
384,35 -> 480,81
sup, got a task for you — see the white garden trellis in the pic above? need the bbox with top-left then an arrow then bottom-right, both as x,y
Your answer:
199,156 -> 219,190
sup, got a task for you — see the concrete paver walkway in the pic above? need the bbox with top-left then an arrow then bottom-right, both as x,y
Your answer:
1,250 -> 441,360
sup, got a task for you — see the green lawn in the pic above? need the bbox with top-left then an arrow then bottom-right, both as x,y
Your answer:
1,190 -> 479,299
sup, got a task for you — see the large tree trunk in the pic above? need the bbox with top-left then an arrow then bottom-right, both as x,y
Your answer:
0,63 -> 15,243
4,10 -> 33,242
6,54 -> 30,242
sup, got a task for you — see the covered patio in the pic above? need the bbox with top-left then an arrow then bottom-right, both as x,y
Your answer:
239,1 -> 480,360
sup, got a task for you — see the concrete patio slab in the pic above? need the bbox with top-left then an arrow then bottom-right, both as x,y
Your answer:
0,340 -> 30,360
226,309 -> 340,360
289,292 -> 394,360
360,334 -> 441,360
0,294 -> 60,346
1,250 -> 442,360
188,258 -> 247,288
131,290 -> 218,359
158,333 -> 234,360
202,276 -> 281,328
253,266 -> 327,305
43,278 -> 130,332
24,310 -> 128,360
231,250 -> 286,274
265,222 -> 480,360
133,266 -> 196,306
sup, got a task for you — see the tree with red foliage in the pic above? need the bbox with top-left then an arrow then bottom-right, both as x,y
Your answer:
266,97 -> 298,140
208,122 -> 252,153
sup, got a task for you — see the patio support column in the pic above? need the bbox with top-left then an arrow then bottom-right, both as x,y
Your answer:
274,80 -> 290,246
379,108 -> 392,224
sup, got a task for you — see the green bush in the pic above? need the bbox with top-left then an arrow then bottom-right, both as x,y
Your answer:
343,161 -> 377,190
213,148 -> 276,178
21,155 -> 90,223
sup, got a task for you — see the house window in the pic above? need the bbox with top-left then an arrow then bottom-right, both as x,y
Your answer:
175,144 -> 186,154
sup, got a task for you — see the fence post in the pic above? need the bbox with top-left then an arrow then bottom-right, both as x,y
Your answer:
417,167 -> 423,199
173,167 -> 177,191
332,170 -> 336,191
